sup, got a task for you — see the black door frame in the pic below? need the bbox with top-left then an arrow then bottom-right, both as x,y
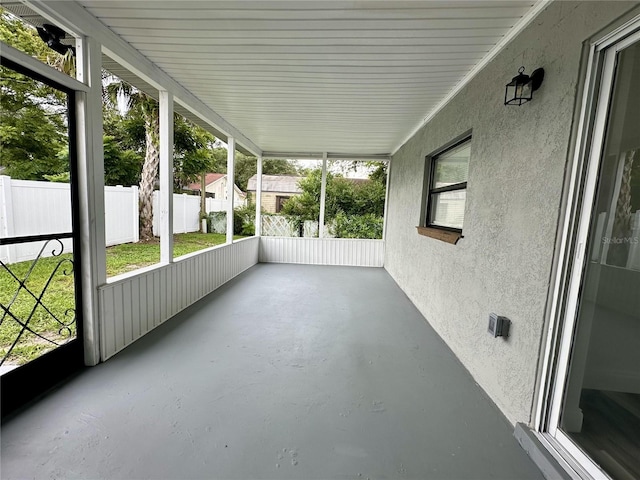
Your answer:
0,57 -> 84,418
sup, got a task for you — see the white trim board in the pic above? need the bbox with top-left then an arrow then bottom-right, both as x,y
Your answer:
0,41 -> 88,92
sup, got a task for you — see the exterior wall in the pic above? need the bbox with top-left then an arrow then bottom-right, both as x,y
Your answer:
205,178 -> 246,205
205,178 -> 226,199
384,1 -> 637,425
257,191 -> 294,213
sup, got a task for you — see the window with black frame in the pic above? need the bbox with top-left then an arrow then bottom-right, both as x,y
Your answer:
425,138 -> 471,231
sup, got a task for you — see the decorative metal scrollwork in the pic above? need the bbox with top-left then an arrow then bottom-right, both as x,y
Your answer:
0,238 -> 76,366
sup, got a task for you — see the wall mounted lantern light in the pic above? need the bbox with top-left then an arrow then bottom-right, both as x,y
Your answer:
504,66 -> 544,106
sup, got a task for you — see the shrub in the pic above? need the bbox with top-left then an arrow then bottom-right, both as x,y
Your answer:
207,206 -> 255,235
331,212 -> 383,239
234,205 -> 255,236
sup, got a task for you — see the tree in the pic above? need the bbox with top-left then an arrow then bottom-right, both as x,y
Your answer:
0,80 -> 68,180
50,133 -> 143,187
104,79 -> 226,239
233,155 -> 300,192
101,107 -> 144,186
281,168 -> 385,222
172,116 -> 216,191
280,169 -> 324,221
103,136 -> 143,186
0,9 -> 70,180
264,159 -> 300,175
368,162 -> 387,185
207,147 -> 229,174
104,80 -> 163,241
104,106 -> 216,190
105,82 -> 158,241
0,8 -> 65,63
233,153 -> 257,192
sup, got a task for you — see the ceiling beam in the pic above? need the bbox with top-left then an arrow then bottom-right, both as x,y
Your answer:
262,152 -> 391,162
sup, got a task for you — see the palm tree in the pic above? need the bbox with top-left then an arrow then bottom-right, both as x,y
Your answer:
104,80 -> 159,241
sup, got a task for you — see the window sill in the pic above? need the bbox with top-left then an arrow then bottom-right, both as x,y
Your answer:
416,226 -> 463,245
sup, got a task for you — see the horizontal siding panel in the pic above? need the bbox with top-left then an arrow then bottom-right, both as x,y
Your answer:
112,27 -> 510,40
98,237 -> 259,360
91,6 -> 530,22
101,18 -> 518,31
122,35 -> 503,46
89,1 -> 533,12
131,44 -> 493,54
259,237 -> 384,267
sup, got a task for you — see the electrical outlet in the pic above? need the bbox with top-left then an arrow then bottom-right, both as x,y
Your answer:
488,313 -> 510,338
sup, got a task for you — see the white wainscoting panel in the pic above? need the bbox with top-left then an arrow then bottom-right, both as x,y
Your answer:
98,236 -> 259,360
259,237 -> 384,267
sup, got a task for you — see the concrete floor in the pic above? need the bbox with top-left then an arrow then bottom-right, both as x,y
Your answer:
1,264 -> 543,479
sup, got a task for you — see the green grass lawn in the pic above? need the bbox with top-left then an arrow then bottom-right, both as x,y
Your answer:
0,253 -> 76,365
1,232 -> 246,365
105,232 -> 242,276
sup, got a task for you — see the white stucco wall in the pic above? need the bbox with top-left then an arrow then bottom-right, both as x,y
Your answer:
384,1 -> 637,425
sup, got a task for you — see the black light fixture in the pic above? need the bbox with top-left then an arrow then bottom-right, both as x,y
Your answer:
37,23 -> 75,56
504,66 -> 544,106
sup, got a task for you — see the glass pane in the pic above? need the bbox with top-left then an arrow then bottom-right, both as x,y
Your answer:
324,160 -> 387,239
256,159 -> 319,237
433,143 -> 470,189
102,70 -> 159,275
430,190 -> 466,229
233,152 -> 256,238
560,41 -> 640,479
0,65 -> 76,372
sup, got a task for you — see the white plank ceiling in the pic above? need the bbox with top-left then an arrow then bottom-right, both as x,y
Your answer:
80,1 -> 540,155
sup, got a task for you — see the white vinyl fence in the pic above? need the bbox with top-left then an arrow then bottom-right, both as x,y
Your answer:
0,176 -> 74,264
106,185 -> 139,246
0,176 -> 236,264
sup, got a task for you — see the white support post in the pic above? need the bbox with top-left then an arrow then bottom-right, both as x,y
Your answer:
0,175 -> 16,263
75,36 -> 105,365
255,156 -> 263,236
131,186 -> 139,243
182,194 -> 188,234
159,91 -> 174,264
382,160 -> 391,241
226,137 -> 236,244
319,152 -> 328,238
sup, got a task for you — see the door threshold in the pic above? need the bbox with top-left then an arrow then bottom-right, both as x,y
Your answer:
514,423 -> 574,480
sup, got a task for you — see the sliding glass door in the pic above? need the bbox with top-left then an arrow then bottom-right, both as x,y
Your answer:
546,24 -> 640,480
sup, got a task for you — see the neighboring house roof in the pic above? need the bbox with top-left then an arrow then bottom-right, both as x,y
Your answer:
247,175 -> 304,194
186,173 -> 246,197
186,173 -> 225,191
